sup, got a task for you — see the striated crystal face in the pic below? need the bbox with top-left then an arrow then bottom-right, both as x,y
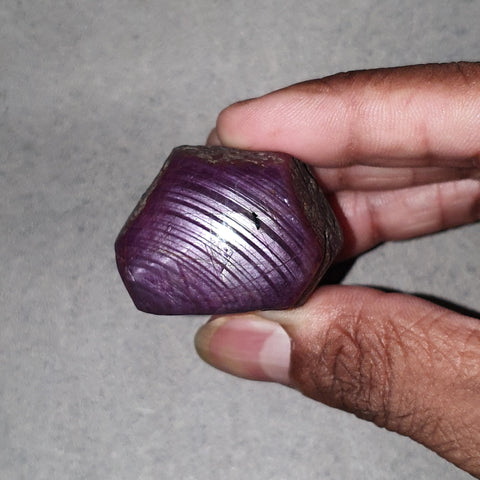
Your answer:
115,146 -> 343,315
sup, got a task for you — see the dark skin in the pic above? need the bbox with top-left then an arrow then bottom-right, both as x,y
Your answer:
195,62 -> 480,477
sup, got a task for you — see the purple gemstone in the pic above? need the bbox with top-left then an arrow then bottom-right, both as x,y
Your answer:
115,146 -> 343,315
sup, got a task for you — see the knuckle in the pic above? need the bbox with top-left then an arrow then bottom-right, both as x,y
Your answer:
321,311 -> 396,426
291,291 -> 413,430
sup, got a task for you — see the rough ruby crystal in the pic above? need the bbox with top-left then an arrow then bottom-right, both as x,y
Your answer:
115,146 -> 343,315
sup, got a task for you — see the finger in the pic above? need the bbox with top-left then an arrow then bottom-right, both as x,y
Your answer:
215,62 -> 480,169
195,285 -> 480,477
315,164 -> 480,192
330,179 -> 480,259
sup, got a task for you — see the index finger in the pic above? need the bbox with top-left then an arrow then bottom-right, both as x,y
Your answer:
215,63 -> 480,168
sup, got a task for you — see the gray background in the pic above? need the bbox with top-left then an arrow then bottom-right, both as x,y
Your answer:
1,1 -> 479,479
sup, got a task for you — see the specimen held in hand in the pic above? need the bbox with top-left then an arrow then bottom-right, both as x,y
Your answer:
115,145 -> 343,315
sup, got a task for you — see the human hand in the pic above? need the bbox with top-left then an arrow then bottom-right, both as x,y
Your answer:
195,63 -> 480,477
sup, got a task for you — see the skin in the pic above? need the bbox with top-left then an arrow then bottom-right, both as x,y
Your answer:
195,62 -> 480,477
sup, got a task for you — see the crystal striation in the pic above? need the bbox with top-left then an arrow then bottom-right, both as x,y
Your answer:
115,146 -> 343,315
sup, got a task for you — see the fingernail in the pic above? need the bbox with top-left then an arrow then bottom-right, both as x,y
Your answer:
215,99 -> 259,149
255,305 -> 308,325
255,309 -> 297,324
206,128 -> 221,146
231,97 -> 258,107
194,314 -> 291,384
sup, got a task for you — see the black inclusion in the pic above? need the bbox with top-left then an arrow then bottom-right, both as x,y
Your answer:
251,212 -> 261,230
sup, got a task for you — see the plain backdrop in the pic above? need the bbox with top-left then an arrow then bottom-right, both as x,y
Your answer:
1,1 -> 479,479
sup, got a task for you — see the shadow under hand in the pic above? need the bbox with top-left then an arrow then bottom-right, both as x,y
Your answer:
319,257 -> 357,285
362,285 -> 480,320
415,293 -> 480,320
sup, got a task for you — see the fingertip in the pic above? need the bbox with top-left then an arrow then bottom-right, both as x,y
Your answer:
216,93 -> 304,152
214,88 -> 349,165
215,101 -> 257,149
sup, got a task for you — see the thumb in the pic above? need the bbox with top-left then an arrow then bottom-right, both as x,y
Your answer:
195,285 -> 480,476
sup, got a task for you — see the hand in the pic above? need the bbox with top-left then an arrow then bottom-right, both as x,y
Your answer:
195,62 -> 480,477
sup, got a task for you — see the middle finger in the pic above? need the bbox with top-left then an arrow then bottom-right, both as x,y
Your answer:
315,164 -> 480,192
